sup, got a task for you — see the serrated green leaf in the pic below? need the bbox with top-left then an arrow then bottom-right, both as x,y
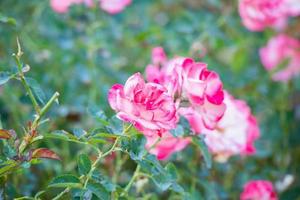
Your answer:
192,136 -> 212,169
48,174 -> 82,188
86,181 -> 110,200
25,77 -> 46,105
78,154 -> 91,175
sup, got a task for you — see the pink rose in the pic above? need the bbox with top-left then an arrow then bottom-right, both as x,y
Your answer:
108,73 -> 177,136
260,34 -> 300,82
145,131 -> 190,160
146,47 -> 186,97
50,0 -> 93,13
241,180 -> 278,200
182,58 -> 224,106
100,0 -> 132,14
181,91 -> 260,162
238,0 -> 300,31
146,47 -> 226,131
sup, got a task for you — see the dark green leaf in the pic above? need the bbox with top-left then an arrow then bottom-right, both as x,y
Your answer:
192,136 -> 212,169
120,134 -> 146,161
25,77 -> 46,105
86,181 -> 110,200
78,154 -> 91,175
92,171 -> 116,192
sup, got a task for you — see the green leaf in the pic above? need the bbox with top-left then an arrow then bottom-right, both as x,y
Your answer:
25,77 -> 46,105
170,125 -> 184,137
92,171 -> 116,192
0,72 -> 12,86
0,14 -> 16,26
44,130 -> 79,142
86,181 -> 110,200
48,174 -> 82,188
73,128 -> 87,138
0,160 -> 19,177
120,134 -> 146,161
78,154 -> 91,175
192,136 -> 212,169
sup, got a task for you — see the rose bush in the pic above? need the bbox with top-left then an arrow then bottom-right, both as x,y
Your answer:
0,0 -> 299,199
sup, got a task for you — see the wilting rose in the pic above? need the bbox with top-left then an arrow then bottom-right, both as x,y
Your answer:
50,0 -> 93,13
260,34 -> 300,82
100,0 -> 132,14
145,131 -> 190,160
108,73 -> 177,136
241,180 -> 278,200
239,0 -> 300,31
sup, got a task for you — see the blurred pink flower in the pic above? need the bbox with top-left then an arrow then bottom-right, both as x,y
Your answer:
238,0 -> 300,31
260,34 -> 300,82
145,131 -> 190,160
182,91 -> 260,162
51,0 -> 131,14
50,0 -> 93,13
108,73 -> 177,136
241,180 -> 278,200
100,0 -> 132,14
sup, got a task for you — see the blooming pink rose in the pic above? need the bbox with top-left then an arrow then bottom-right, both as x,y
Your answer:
181,91 -> 259,162
108,73 -> 177,136
146,47 -> 226,131
260,34 -> 300,82
238,0 -> 300,31
146,47 -> 186,97
241,180 -> 278,200
145,131 -> 190,160
50,0 -> 93,13
100,0 -> 132,14
182,58 -> 224,106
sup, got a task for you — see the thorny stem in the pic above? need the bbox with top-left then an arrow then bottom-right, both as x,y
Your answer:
31,92 -> 60,130
122,164 -> 141,196
18,92 -> 60,154
13,38 -> 41,114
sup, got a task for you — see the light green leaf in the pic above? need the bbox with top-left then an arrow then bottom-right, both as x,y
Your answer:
48,174 -> 82,188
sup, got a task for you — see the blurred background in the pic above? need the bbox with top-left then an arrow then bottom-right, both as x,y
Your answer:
0,0 -> 300,199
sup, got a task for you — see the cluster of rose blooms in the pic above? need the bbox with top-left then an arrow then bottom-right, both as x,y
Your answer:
108,47 -> 273,199
50,0 -> 131,14
239,0 -> 300,82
